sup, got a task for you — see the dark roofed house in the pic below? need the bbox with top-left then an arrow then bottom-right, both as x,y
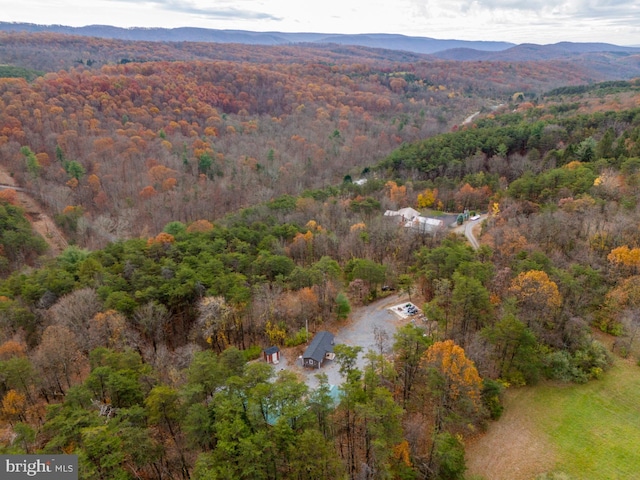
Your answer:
263,346 -> 280,365
302,331 -> 335,369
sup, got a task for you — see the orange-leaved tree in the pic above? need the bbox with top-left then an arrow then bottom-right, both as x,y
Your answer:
186,219 -> 214,233
420,340 -> 483,476
423,340 -> 483,425
385,181 -> 407,206
508,270 -> 562,340
600,275 -> 640,339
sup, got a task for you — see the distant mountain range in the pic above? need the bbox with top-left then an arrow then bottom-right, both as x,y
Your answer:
1,22 -> 639,61
0,22 -> 511,54
432,42 -> 640,61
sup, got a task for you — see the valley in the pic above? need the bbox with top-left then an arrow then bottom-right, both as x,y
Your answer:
0,28 -> 639,480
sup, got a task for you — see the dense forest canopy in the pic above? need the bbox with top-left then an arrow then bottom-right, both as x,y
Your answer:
0,32 -> 639,479
1,33 -> 638,249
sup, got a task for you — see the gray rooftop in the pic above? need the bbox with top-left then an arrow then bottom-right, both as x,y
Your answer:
303,331 -> 334,363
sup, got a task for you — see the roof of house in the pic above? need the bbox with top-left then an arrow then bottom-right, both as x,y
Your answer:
264,346 -> 280,355
408,216 -> 444,229
416,217 -> 444,226
302,331 -> 334,363
384,207 -> 421,220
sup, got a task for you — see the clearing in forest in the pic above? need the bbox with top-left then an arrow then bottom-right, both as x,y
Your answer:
465,355 -> 640,480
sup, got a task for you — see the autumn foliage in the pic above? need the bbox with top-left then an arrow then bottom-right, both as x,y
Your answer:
0,189 -> 18,205
509,270 -> 562,310
423,340 -> 483,411
0,31 -> 638,479
608,246 -> 640,270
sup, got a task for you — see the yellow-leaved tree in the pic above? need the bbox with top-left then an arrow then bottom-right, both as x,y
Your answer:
607,246 -> 640,276
416,188 -> 437,209
422,340 -> 483,430
1,389 -> 27,423
508,270 -> 562,344
419,340 -> 484,478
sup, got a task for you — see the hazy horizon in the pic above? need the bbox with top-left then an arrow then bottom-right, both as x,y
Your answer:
1,0 -> 639,46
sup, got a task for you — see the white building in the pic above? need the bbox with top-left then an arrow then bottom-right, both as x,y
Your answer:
384,208 -> 444,234
383,207 -> 421,222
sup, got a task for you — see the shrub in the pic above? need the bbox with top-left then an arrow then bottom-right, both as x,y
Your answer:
543,341 -> 611,383
481,379 -> 504,420
284,328 -> 308,347
544,350 -> 589,383
242,345 -> 262,361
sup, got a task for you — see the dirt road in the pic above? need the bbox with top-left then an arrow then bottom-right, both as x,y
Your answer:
0,168 -> 68,256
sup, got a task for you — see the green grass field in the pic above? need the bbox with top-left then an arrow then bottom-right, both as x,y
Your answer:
530,357 -> 640,479
465,353 -> 640,479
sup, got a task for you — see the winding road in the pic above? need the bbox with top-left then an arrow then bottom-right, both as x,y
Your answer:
464,216 -> 483,250
452,214 -> 485,251
0,184 -> 27,192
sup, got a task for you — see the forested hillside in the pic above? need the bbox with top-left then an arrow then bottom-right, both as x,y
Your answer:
0,32 -> 639,479
2,32 -> 638,247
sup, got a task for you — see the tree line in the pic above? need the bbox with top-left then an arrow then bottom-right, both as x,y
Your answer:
0,70 -> 639,478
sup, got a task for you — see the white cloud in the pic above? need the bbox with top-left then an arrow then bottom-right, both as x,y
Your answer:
116,0 -> 281,21
1,0 -> 639,45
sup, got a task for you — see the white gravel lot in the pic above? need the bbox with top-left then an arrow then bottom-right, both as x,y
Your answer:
274,294 -> 422,391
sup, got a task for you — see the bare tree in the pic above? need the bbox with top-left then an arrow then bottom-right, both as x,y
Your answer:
373,325 -> 389,355
87,310 -> 130,351
32,325 -> 86,399
619,308 -> 640,356
47,288 -> 102,352
133,301 -> 170,354
194,296 -> 235,352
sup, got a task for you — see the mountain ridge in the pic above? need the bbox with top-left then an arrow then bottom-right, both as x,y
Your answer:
434,41 -> 640,61
3,22 -> 639,61
0,22 -> 514,53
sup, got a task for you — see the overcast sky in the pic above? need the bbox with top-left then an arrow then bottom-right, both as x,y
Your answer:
1,0 -> 639,46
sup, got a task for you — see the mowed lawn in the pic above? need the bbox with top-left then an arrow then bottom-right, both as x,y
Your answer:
533,358 -> 640,479
466,357 -> 640,480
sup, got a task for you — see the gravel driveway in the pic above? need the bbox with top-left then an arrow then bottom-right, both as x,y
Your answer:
276,293 -> 418,390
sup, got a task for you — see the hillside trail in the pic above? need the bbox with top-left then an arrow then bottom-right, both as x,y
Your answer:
0,167 -> 68,256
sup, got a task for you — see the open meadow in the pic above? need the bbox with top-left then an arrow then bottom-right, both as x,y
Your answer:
466,354 -> 640,480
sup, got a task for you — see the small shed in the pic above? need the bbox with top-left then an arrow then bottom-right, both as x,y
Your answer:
263,346 -> 280,365
302,331 -> 335,369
